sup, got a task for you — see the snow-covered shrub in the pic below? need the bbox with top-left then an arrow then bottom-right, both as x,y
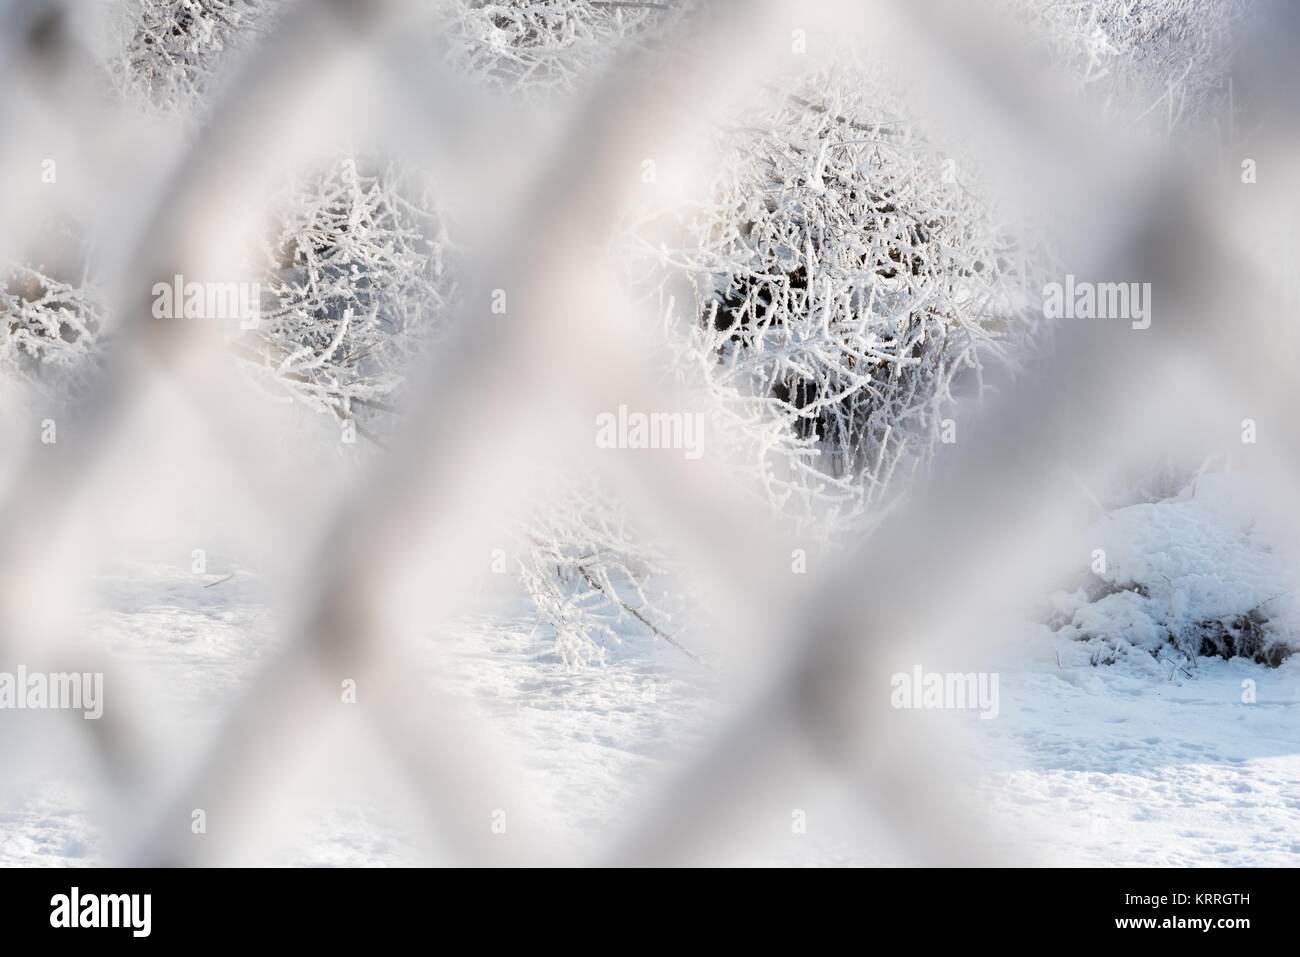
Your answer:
513,471 -> 696,667
441,0 -> 685,100
1005,0 -> 1252,134
109,0 -> 280,113
0,219 -> 106,408
1047,474 -> 1298,667
240,152 -> 456,446
500,45 -> 1047,663
637,65 -> 1036,537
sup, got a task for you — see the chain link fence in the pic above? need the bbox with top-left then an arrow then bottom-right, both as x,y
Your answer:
1,0 -> 1297,866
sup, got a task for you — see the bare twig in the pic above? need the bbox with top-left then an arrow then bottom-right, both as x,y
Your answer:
577,565 -> 712,669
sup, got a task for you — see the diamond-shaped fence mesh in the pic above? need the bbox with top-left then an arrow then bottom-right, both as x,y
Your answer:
0,0 -> 1297,867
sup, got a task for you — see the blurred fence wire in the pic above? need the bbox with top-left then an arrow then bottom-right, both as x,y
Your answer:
0,0 -> 1297,866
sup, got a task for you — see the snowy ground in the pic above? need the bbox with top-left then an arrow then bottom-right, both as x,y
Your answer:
976,638 -> 1300,866
3,486 -> 1299,866
1,560 -> 734,867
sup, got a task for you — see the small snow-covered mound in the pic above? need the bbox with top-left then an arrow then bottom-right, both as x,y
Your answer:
1047,473 -> 1298,666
